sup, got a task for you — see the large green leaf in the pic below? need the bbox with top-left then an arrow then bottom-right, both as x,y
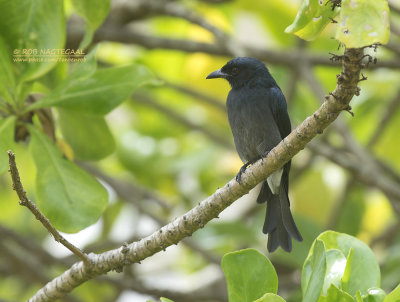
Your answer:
317,231 -> 380,296
255,293 -> 286,302
70,0 -> 110,49
28,125 -> 108,233
0,116 -> 16,174
302,239 -> 327,302
335,0 -> 390,48
0,0 -> 65,82
221,248 -> 278,302
58,108 -> 115,160
285,0 -> 339,41
29,64 -> 153,115
319,284 -> 355,302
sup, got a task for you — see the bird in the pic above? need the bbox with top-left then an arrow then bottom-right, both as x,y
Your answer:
206,57 -> 302,252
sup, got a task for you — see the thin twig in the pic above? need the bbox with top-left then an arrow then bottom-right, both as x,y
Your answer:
7,151 -> 90,264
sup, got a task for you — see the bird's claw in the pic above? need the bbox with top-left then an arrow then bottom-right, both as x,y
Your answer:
235,165 -> 248,184
261,150 -> 270,159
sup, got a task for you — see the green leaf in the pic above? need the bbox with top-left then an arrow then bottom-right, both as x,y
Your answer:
360,287 -> 386,302
58,108 -> 115,160
302,239 -> 327,302
341,248 -> 354,294
30,47 -> 97,110
70,0 -> 110,49
384,283 -> 400,302
29,64 -> 153,115
0,116 -> 16,174
66,46 -> 98,81
335,0 -> 390,48
0,0 -> 65,82
221,248 -> 278,302
322,249 -> 347,295
160,298 -> 175,302
0,37 -> 16,103
317,231 -> 380,296
28,125 -> 108,233
254,293 -> 286,302
319,284 -> 355,302
285,0 -> 339,41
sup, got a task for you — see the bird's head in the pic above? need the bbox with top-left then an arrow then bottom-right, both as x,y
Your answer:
206,57 -> 273,89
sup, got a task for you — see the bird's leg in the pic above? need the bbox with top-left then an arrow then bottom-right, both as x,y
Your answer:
236,151 -> 271,184
261,150 -> 270,160
236,161 -> 252,184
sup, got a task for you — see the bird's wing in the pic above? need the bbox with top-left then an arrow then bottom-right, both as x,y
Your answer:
268,87 -> 291,140
268,86 -> 292,194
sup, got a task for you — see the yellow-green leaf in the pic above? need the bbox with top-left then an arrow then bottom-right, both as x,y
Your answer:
336,0 -> 390,48
285,0 -> 339,41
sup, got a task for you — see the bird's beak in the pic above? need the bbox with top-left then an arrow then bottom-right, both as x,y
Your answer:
206,69 -> 228,79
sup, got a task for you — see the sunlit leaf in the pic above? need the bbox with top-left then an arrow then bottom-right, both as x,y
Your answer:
341,248 -> 354,294
335,0 -> 390,48
317,231 -> 380,296
221,248 -> 278,302
322,249 -> 347,295
285,0 -> 339,41
28,125 -> 108,233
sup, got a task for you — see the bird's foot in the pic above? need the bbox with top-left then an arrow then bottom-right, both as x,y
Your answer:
236,152 -> 271,184
236,162 -> 251,184
261,150 -> 270,160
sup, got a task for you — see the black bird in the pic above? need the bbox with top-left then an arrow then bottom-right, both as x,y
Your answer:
206,57 -> 302,252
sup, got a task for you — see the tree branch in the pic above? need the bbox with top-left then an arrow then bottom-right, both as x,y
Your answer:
66,20 -> 400,70
7,151 -> 90,264
24,47 -> 364,302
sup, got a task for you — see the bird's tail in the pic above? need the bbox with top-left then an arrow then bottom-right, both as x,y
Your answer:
257,181 -> 302,252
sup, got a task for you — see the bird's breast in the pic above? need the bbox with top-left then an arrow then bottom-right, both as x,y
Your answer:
226,89 -> 282,162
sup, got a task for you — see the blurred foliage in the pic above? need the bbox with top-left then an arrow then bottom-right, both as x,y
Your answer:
0,0 -> 400,301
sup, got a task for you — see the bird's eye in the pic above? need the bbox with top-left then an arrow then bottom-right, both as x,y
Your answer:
231,67 -> 239,75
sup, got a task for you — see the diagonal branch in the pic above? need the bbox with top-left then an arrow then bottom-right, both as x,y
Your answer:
25,47 -> 364,302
